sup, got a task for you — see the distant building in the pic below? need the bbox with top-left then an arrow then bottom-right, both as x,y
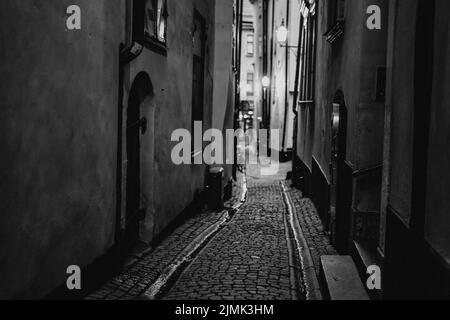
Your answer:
238,0 -> 263,132
261,0 -> 301,160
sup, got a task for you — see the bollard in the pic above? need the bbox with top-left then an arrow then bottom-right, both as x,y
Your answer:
207,167 -> 224,211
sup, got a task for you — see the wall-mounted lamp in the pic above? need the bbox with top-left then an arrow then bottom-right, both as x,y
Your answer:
277,19 -> 297,49
277,19 -> 289,44
261,76 -> 270,88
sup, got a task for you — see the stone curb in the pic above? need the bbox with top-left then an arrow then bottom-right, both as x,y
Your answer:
140,174 -> 248,300
281,182 -> 323,301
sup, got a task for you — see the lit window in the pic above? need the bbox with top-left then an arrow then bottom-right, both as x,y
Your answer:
247,73 -> 254,96
247,34 -> 254,56
144,0 -> 167,43
134,0 -> 168,49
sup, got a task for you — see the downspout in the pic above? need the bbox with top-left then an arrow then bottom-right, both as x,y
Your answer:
268,0 -> 275,130
292,10 -> 303,187
281,0 -> 290,154
233,0 -> 244,179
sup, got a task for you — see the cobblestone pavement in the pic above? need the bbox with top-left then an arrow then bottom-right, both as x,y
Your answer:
164,166 -> 302,300
87,177 -> 243,300
284,185 -> 337,278
87,161 -> 336,300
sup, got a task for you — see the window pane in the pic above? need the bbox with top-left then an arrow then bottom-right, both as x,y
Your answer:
247,73 -> 254,96
337,0 -> 345,20
157,0 -> 167,41
144,0 -> 157,38
247,34 -> 254,55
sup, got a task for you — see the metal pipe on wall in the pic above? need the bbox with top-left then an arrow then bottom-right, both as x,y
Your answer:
281,0 -> 291,154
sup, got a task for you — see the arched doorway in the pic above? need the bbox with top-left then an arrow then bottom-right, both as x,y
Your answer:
124,72 -> 154,254
330,90 -> 348,246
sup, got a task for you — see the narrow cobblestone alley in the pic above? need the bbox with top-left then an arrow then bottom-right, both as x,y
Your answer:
164,166 -> 301,300
87,161 -> 336,301
3,0 -> 450,303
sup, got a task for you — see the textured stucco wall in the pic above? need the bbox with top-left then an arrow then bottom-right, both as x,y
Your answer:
305,0 -> 388,223
424,0 -> 450,263
382,0 -> 450,265
213,0 -> 234,132
312,0 -> 364,181
352,0 -> 388,214
212,0 -> 235,183
387,0 -> 417,224
0,0 -> 124,298
124,0 -> 218,239
357,0 -> 388,169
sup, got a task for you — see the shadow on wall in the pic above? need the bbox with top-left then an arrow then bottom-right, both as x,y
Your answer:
120,71 -> 156,257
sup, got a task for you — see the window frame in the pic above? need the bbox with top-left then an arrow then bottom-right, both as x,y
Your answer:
324,0 -> 345,44
247,72 -> 255,96
247,34 -> 255,56
133,0 -> 168,56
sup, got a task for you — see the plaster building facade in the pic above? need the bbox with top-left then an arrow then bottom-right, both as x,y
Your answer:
239,0 -> 263,132
262,0 -> 301,158
0,0 -> 237,299
292,0 -> 388,255
290,0 -> 450,299
381,0 -> 450,299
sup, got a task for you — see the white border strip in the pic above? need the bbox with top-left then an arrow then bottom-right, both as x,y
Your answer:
140,174 -> 248,300
281,182 -> 323,300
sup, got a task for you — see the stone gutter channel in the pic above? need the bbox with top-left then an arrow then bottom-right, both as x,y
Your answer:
139,175 -> 322,301
140,175 -> 248,300
280,181 -> 323,300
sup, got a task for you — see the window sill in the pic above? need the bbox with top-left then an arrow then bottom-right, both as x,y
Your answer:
142,35 -> 168,56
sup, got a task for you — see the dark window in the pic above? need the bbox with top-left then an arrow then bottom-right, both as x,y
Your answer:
328,0 -> 345,26
133,0 -> 168,54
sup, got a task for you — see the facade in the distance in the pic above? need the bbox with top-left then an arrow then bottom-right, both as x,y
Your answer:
239,0 -> 263,132
262,0 -> 298,159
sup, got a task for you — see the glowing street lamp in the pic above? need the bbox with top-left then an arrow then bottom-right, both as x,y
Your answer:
277,20 -> 288,44
277,20 -> 297,49
261,76 -> 270,88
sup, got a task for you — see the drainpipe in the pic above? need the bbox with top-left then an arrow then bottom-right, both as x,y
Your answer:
263,0 -> 275,156
233,0 -> 244,180
281,0 -> 290,156
292,11 -> 303,187
268,0 -> 275,130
